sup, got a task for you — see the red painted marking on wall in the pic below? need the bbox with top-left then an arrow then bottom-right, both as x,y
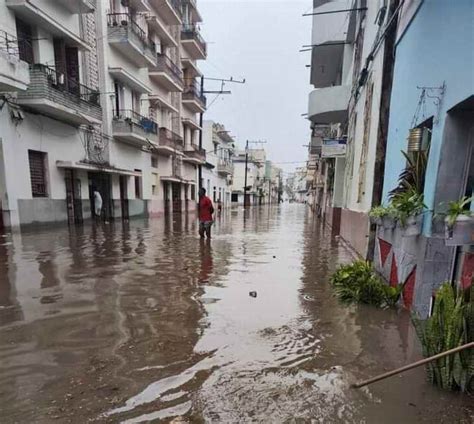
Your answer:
460,252 -> 474,289
403,267 -> 416,309
379,238 -> 392,267
389,254 -> 398,287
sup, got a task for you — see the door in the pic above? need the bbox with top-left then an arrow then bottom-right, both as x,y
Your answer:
172,182 -> 181,213
65,169 -> 83,225
164,182 -> 170,214
119,175 -> 129,221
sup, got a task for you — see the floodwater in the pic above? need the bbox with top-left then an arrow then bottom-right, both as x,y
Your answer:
0,205 -> 472,423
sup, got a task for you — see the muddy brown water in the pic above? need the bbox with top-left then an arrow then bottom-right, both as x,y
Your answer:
0,205 -> 472,423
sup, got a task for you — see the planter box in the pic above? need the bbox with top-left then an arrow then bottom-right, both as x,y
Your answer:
402,214 -> 423,237
382,216 -> 396,230
445,215 -> 474,246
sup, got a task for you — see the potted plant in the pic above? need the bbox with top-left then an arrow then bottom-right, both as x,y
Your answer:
369,205 -> 387,226
444,196 -> 473,246
391,189 -> 425,237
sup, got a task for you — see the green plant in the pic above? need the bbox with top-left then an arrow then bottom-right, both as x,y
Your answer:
391,189 -> 425,225
330,260 -> 402,308
412,283 -> 474,392
444,196 -> 473,228
389,149 -> 429,199
369,205 -> 387,218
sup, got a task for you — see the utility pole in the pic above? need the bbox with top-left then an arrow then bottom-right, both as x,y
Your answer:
198,76 -> 204,194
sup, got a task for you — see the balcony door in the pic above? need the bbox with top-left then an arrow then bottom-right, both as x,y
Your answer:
54,39 -> 79,95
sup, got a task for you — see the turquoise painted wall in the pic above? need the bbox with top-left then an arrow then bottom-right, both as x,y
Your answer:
382,0 -> 474,233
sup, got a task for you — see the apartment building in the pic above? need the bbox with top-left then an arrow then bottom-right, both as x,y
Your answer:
264,161 -> 282,204
0,0 -> 207,228
307,0 -> 400,255
202,120 -> 234,208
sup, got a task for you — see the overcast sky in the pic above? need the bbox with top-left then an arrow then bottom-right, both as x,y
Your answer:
199,0 -> 313,174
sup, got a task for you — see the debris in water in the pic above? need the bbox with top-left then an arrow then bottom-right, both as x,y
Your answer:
249,291 -> 257,298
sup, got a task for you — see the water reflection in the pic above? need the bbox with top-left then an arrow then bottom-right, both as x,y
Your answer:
0,207 -> 471,423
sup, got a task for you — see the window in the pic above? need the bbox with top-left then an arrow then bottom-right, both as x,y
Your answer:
152,185 -> 157,196
16,19 -> 34,64
134,169 -> 142,199
191,185 -> 195,200
213,186 -> 216,202
214,143 -> 217,154
151,156 -> 158,168
28,150 -> 47,197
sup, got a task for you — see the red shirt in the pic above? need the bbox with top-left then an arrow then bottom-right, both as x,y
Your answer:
199,196 -> 213,222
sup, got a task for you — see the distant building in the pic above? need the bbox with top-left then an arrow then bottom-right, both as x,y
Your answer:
202,121 -> 234,208
232,148 -> 266,205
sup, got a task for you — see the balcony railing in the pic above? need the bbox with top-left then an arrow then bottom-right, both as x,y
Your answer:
181,24 -> 207,55
155,53 -> 183,83
169,0 -> 183,18
159,127 -> 183,151
185,145 -> 206,161
217,160 -> 233,175
30,64 -> 100,105
113,109 -> 158,134
107,13 -> 156,52
0,30 -> 20,57
183,82 -> 206,107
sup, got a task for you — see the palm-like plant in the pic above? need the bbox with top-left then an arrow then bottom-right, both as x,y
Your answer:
445,196 -> 473,228
389,149 -> 429,198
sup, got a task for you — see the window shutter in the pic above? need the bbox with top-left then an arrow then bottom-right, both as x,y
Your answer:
28,151 -> 47,197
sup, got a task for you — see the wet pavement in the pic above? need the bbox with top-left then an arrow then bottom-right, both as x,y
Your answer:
0,205 -> 472,423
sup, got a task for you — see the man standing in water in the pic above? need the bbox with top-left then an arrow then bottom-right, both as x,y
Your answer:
93,187 -> 103,221
198,188 -> 214,239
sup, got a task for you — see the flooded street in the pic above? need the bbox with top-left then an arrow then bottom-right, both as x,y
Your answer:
0,205 -> 472,423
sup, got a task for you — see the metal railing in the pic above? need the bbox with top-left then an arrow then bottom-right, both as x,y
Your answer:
156,53 -> 183,81
169,0 -> 183,17
181,24 -> 207,55
107,13 -> 156,51
183,81 -> 206,106
159,127 -> 184,150
31,64 -> 100,106
113,109 -> 158,134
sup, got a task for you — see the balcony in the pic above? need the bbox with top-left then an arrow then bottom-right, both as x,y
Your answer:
17,64 -> 101,125
217,161 -> 233,176
181,24 -> 207,60
6,0 -> 90,50
112,109 -> 158,147
0,30 -> 30,91
155,127 -> 184,155
309,135 -> 323,156
182,0 -> 203,22
149,0 -> 182,25
309,0 -> 351,88
182,83 -> 206,113
183,145 -> 206,164
107,14 -> 156,68
128,0 -> 151,12
149,54 -> 183,92
308,85 -> 350,124
146,15 -> 177,48
59,0 -> 96,13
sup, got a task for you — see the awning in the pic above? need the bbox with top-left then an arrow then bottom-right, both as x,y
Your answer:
56,160 -> 142,177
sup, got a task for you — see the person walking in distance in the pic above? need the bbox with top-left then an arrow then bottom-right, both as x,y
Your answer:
198,188 -> 214,239
93,187 -> 103,221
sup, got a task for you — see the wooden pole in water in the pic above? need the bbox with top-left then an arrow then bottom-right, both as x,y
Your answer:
351,341 -> 474,389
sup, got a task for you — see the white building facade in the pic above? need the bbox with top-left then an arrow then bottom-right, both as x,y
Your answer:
202,120 -> 233,208
0,0 -> 207,228
232,148 -> 266,206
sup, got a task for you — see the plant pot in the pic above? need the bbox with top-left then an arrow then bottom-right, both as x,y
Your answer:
445,215 -> 474,246
382,216 -> 396,230
407,128 -> 423,152
402,213 -> 423,237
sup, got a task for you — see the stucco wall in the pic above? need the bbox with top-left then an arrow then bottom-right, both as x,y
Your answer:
382,0 -> 474,228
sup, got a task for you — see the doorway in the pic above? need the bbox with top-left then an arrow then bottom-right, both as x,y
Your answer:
65,169 -> 83,225
119,175 -> 129,221
88,172 -> 113,222
172,182 -> 181,213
